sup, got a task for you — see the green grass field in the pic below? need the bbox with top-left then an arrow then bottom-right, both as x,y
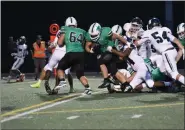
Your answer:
1,77 -> 184,129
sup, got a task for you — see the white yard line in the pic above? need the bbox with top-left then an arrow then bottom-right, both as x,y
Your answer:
1,90 -> 106,123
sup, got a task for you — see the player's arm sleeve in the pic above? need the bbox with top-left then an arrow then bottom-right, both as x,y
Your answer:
167,32 -> 175,42
135,36 -> 149,46
85,32 -> 92,42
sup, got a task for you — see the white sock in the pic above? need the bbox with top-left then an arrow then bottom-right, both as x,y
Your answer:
178,76 -> 184,85
38,79 -> 42,84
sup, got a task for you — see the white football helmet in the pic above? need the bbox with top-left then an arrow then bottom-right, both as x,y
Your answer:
65,17 -> 77,27
88,23 -> 102,42
111,25 -> 123,35
123,23 -> 131,32
177,23 -> 185,39
162,27 -> 172,34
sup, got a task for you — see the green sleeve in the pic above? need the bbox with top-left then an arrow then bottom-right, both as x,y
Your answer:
179,39 -> 185,47
108,40 -> 115,47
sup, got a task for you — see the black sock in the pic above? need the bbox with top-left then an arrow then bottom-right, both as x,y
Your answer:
67,74 -> 73,89
84,84 -> 90,88
59,78 -> 65,81
121,82 -> 130,88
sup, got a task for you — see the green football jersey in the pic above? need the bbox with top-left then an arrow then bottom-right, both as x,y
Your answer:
144,58 -> 166,81
60,26 -> 86,53
86,27 -> 115,53
179,39 -> 185,47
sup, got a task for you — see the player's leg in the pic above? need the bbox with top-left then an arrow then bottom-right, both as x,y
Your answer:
98,53 -> 111,88
74,52 -> 91,95
65,68 -> 74,93
8,58 -> 22,82
98,52 -> 115,88
162,50 -> 184,84
33,58 -> 40,80
15,58 -> 25,82
151,55 -> 166,73
54,53 -> 70,90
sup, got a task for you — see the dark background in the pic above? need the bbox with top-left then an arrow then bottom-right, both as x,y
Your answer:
1,1 -> 185,73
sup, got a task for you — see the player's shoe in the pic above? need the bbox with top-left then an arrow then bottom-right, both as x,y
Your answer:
51,89 -> 58,95
69,88 -> 75,93
54,80 -> 67,90
44,80 -> 52,94
98,79 -> 111,89
83,88 -> 92,95
7,76 -> 11,83
30,82 -> 40,88
19,74 -> 25,82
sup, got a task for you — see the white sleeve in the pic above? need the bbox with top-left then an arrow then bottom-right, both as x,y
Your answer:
137,36 -> 149,45
167,32 -> 175,42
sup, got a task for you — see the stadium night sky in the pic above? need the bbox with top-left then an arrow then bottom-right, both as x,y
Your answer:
1,1 -> 185,73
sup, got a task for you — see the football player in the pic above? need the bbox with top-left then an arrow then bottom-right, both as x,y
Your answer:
177,23 -> 185,47
135,18 -> 184,85
54,17 -> 91,95
85,23 -> 131,91
30,18 -> 74,94
7,36 -> 28,83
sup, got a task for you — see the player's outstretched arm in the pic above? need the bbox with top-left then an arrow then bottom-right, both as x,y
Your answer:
107,46 -> 131,59
112,33 -> 131,47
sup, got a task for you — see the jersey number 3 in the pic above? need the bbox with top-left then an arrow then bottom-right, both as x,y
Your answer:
69,32 -> 83,43
151,31 -> 170,43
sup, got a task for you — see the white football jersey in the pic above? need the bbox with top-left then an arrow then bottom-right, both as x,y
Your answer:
123,45 -> 145,71
138,27 -> 175,53
53,30 -> 66,52
16,44 -> 28,58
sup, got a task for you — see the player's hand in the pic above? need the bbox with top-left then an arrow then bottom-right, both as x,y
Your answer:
11,53 -> 16,56
107,46 -> 113,52
90,48 -> 94,53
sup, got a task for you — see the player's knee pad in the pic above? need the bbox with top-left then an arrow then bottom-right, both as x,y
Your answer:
145,79 -> 154,88
170,71 -> 179,80
99,53 -> 112,65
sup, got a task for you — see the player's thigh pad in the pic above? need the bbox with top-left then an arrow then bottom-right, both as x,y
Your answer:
57,53 -> 70,71
98,52 -> 113,65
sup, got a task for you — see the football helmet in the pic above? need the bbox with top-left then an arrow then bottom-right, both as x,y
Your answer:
88,23 -> 102,42
111,25 -> 123,35
65,17 -> 77,27
177,23 -> 185,39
